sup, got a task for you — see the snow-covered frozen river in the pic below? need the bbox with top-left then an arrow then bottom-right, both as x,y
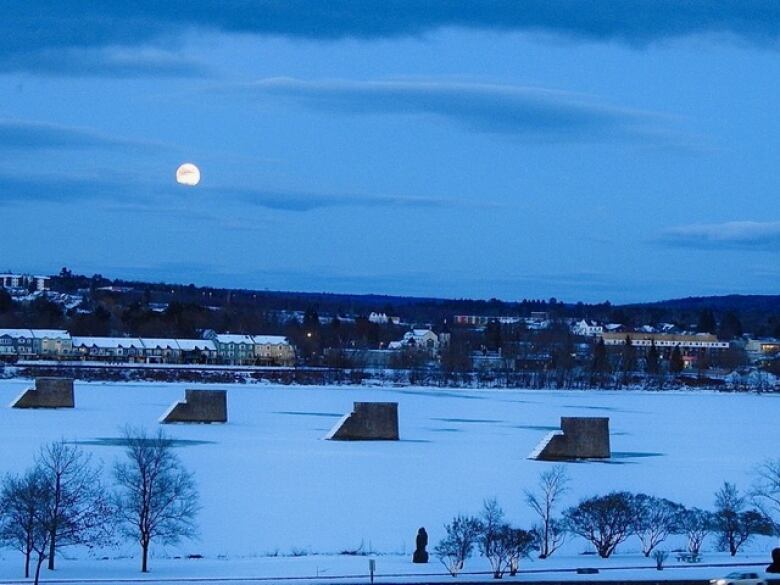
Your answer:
0,380 -> 776,579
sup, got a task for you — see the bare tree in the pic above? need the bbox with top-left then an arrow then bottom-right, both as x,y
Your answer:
36,440 -> 112,571
27,504 -> 52,585
113,428 -> 199,573
631,494 -> 684,557
478,499 -> 505,578
435,515 -> 483,577
482,523 -> 537,579
0,468 -> 49,580
713,482 -> 773,556
564,492 -> 635,558
504,527 -> 537,577
677,507 -> 714,556
752,458 -> 780,533
478,498 -> 504,557
525,465 -> 569,558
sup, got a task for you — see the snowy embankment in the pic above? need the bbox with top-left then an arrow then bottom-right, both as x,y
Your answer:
0,380 -> 777,583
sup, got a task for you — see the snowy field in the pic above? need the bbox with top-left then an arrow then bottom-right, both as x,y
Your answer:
0,380 -> 777,583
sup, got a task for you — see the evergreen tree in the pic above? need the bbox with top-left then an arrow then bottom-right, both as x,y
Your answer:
555,336 -> 575,372
696,349 -> 709,377
622,336 -> 637,373
646,340 -> 660,375
592,338 -> 608,373
670,345 -> 684,373
327,316 -> 342,348
484,320 -> 503,352
302,307 -> 320,333
591,338 -> 610,387
0,288 -> 12,313
718,311 -> 743,340
697,309 -> 717,334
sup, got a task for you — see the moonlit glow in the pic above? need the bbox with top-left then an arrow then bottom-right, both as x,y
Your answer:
176,163 -> 201,186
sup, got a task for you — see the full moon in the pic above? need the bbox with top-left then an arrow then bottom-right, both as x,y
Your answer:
176,163 -> 201,186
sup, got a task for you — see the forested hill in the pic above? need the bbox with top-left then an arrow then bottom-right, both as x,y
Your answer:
2,269 -> 776,339
629,295 -> 780,314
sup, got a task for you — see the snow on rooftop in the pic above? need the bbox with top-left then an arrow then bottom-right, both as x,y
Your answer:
214,334 -> 255,344
175,339 -> 217,351
32,329 -> 71,339
0,328 -> 34,338
0,273 -> 49,279
140,338 -> 180,349
252,335 -> 289,345
71,336 -> 144,348
0,329 -> 70,340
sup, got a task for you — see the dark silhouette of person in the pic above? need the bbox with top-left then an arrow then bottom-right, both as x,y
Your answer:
767,548 -> 780,573
413,527 -> 429,563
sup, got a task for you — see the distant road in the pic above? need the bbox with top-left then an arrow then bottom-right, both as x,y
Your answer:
13,359 -> 297,372
0,575 -> 728,585
2,564 -> 773,585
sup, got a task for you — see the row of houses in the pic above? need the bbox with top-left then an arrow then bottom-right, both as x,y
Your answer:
571,319 -> 685,337
599,332 -> 731,350
0,329 -> 295,366
454,313 -> 551,329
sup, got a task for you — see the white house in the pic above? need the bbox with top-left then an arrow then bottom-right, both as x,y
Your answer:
399,329 -> 439,354
368,312 -> 389,324
368,312 -> 400,325
252,335 -> 295,366
571,319 -> 603,337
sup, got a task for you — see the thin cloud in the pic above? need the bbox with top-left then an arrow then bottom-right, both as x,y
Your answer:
0,47 -> 209,78
0,173 -> 132,205
660,220 -> 780,250
0,170 -> 469,212
233,78 -> 675,143
0,119 -> 156,151
208,185 -> 472,212
4,2 -> 780,51
3,3 -> 780,75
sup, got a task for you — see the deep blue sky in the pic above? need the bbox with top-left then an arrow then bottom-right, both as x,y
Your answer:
1,2 -> 779,303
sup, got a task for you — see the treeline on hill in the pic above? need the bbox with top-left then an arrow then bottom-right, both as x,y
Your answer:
1,268 -> 779,346
0,269 -> 567,338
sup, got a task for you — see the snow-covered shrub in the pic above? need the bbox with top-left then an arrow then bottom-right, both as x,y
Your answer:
435,515 -> 482,576
564,492 -> 635,558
